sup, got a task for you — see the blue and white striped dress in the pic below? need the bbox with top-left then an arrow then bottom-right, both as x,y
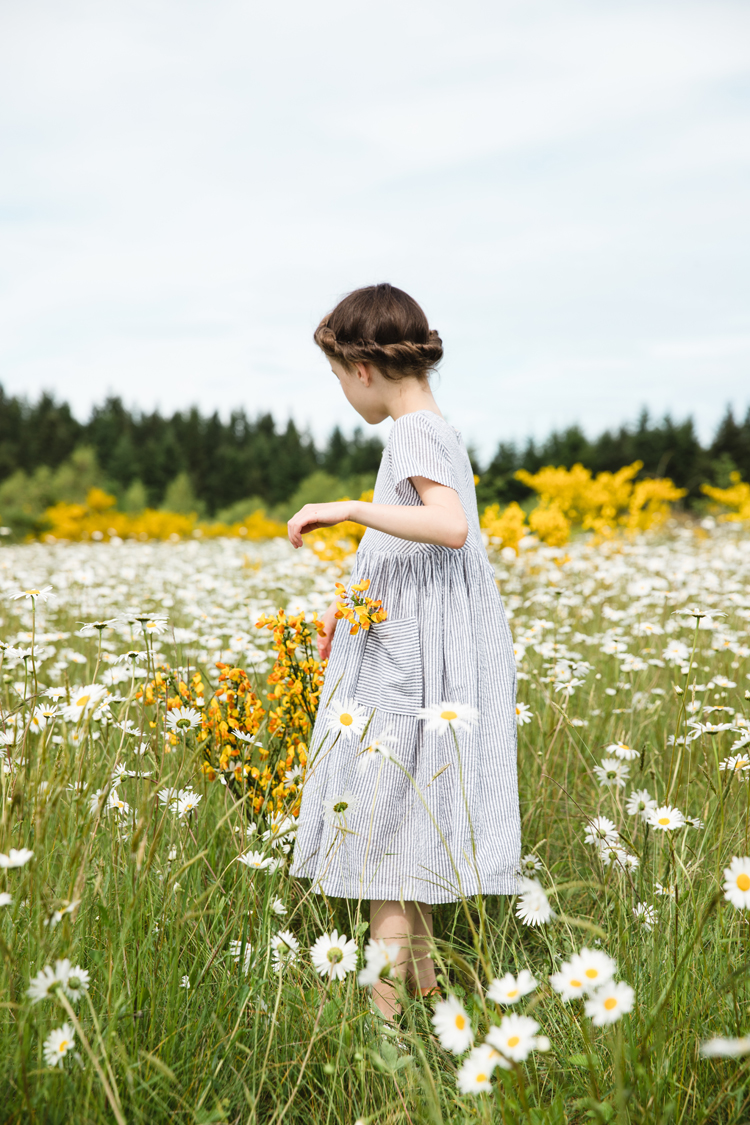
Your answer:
289,410 -> 521,903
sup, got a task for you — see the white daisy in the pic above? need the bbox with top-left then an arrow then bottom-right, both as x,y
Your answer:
723,856 -> 750,909
519,854 -> 543,876
568,948 -> 617,994
357,939 -> 401,986
271,929 -> 300,970
11,585 -> 54,602
0,892 -> 11,907
431,995 -> 474,1054
515,877 -> 553,927
27,965 -> 58,1003
356,731 -> 399,774
647,806 -> 686,832
271,897 -> 287,916
61,684 -> 108,723
584,981 -> 635,1026
486,1014 -> 550,1062
605,741 -> 640,761
180,975 -> 190,989
515,703 -> 533,726
61,964 -> 90,1003
0,847 -> 33,869
486,970 -> 537,1005
309,930 -> 358,980
625,789 -> 657,818
719,754 -> 750,775
550,958 -> 588,1002
593,758 -> 630,788
165,707 -> 202,733
43,1023 -> 76,1067
456,1044 -> 508,1094
228,938 -> 254,973
177,791 -> 202,817
325,699 -> 369,740
583,817 -> 618,846
418,701 -> 479,735
701,1036 -> 750,1058
322,791 -> 360,829
236,850 -> 275,871
633,902 -> 658,931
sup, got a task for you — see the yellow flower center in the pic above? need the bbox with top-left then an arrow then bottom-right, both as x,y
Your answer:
507,989 -> 518,997
455,1015 -> 465,1030
26,589 -> 40,596
476,1072 -> 487,1083
604,998 -> 617,1011
441,710 -> 458,721
658,817 -> 670,825
570,979 -> 582,988
340,713 -> 353,726
736,873 -> 750,892
76,696 -> 90,708
507,1035 -> 520,1047
585,969 -> 598,979
58,1039 -> 69,1052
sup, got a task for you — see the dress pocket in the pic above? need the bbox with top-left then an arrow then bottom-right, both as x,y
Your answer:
354,617 -> 423,716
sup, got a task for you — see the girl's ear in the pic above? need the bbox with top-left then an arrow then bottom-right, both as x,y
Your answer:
354,362 -> 372,386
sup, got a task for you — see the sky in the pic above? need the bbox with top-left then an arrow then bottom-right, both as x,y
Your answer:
1,0 -> 749,461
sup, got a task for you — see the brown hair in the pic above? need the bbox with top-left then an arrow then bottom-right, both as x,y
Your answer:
314,283 -> 443,382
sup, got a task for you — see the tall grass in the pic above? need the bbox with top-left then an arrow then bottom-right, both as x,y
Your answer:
1,527 -> 749,1123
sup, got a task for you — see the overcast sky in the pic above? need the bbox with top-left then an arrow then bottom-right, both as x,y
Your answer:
1,0 -> 749,460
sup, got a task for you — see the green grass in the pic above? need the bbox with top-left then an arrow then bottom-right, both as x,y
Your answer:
1,528 -> 750,1123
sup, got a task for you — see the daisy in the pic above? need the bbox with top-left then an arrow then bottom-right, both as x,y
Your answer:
593,758 -> 630,788
228,938 -> 254,973
357,732 -> 399,774
598,841 -> 634,870
568,948 -> 617,994
357,939 -> 401,986
687,816 -> 705,829
115,650 -> 148,666
325,699 -> 369,740
700,1036 -> 750,1058
487,970 -> 537,1005
431,995 -> 474,1054
166,707 -> 202,733
0,847 -> 33,869
157,787 -> 179,806
261,813 -> 296,849
456,1044 -> 508,1094
418,701 -> 478,735
271,929 -> 300,970
486,1014 -> 550,1062
137,614 -> 169,635
62,684 -> 109,723
11,585 -> 54,602
633,902 -> 658,931
180,975 -> 190,989
584,981 -> 635,1025
723,856 -> 750,909
236,850 -> 274,871
605,741 -> 640,761
663,641 -> 690,664
27,965 -> 58,1003
29,706 -> 57,733
0,893 -> 11,907
719,754 -> 750,774
309,930 -> 358,980
177,791 -> 202,817
647,806 -> 686,832
61,964 -> 90,1003
519,854 -> 543,876
43,1023 -> 76,1067
515,878 -> 553,927
550,958 -> 589,1002
271,897 -> 287,916
625,788 -> 656,818
583,817 -> 618,846
322,790 -> 360,829
655,881 -> 676,898
515,703 -> 533,726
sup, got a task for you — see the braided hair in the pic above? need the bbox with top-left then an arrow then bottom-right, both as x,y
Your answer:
314,283 -> 443,382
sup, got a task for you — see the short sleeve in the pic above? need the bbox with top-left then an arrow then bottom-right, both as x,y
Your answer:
388,412 -> 458,499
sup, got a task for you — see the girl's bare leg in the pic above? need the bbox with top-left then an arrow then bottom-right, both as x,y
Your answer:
369,900 -> 438,1018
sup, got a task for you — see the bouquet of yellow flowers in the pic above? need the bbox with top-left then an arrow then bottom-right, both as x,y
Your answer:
334,578 -> 387,635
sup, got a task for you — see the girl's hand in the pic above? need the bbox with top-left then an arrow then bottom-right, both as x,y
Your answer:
317,600 -> 339,661
287,501 -> 352,549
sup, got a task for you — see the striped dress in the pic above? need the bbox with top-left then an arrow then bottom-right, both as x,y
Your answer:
289,409 -> 521,903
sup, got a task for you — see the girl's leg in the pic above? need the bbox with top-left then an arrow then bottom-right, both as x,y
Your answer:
410,901 -> 438,993
369,899 -> 413,1019
369,900 -> 438,1017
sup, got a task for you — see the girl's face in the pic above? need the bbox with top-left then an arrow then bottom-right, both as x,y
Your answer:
329,359 -> 391,424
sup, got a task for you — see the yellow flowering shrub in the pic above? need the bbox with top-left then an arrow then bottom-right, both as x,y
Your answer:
334,578 -> 387,634
40,489 -> 287,542
480,501 -> 528,553
701,472 -> 750,522
528,502 -> 571,547
303,490 -> 373,565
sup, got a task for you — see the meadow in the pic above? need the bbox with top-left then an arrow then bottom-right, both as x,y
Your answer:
1,520 -> 750,1123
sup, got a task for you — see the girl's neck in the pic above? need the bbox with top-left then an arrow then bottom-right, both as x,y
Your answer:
388,380 -> 443,422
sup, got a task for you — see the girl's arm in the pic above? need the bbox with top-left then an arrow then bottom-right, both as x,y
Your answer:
287,476 -> 469,551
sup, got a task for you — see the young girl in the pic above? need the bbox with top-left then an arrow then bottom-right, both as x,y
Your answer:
288,283 -> 520,1019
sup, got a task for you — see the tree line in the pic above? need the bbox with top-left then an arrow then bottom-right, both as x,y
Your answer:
0,385 -> 748,536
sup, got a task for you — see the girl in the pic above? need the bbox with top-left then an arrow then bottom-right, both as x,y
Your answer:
288,283 -> 520,1020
